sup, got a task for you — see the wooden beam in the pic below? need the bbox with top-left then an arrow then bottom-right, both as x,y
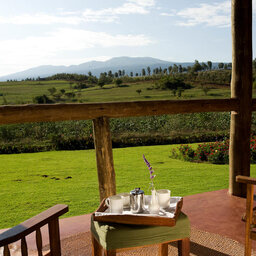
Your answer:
229,0 -> 252,197
93,117 -> 116,201
0,99 -> 239,125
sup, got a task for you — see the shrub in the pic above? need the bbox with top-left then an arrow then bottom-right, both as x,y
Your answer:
174,139 -> 231,164
177,145 -> 195,161
33,95 -> 53,104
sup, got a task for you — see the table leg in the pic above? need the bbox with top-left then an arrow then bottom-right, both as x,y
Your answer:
178,237 -> 190,256
159,242 -> 168,256
91,234 -> 103,256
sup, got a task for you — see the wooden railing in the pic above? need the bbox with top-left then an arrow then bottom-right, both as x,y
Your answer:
0,98 -> 241,124
0,98 -> 243,200
0,204 -> 68,256
0,98 -> 255,199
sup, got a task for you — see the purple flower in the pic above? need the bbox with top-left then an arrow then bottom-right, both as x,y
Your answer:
143,154 -> 156,190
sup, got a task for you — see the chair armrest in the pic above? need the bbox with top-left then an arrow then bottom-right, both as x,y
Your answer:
0,204 -> 68,247
236,175 -> 256,185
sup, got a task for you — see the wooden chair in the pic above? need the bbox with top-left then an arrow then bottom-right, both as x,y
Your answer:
236,175 -> 256,256
0,204 -> 68,256
90,212 -> 190,256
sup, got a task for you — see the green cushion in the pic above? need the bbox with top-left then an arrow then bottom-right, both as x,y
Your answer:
90,212 -> 190,250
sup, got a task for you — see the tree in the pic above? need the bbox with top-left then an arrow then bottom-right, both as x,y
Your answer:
118,70 -> 122,77
115,78 -> 123,87
136,89 -> 142,95
114,72 -> 118,78
202,86 -> 210,96
202,62 -> 208,71
88,71 -> 92,76
98,80 -> 105,88
65,92 -> 75,99
192,60 -> 202,72
60,89 -> 65,95
108,70 -> 113,78
177,87 -> 184,97
33,95 -> 53,104
178,65 -> 183,73
207,61 -> 212,70
130,72 -> 133,77
147,66 -> 151,76
168,66 -> 172,74
48,87 -> 56,95
158,76 -> 188,91
142,68 -> 146,76
218,62 -> 224,69
172,64 -> 178,73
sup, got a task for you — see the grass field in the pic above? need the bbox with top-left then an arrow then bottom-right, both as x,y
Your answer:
1,143 -> 255,229
0,80 -> 232,105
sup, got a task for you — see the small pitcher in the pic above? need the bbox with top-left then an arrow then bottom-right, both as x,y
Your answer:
130,188 -> 145,213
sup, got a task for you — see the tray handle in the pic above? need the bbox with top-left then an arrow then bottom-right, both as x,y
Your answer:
174,197 -> 183,220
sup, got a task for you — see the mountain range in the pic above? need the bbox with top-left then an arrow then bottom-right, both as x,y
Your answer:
0,57 -> 218,81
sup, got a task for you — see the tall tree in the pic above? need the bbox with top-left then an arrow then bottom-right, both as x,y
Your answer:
147,66 -> 151,76
172,64 -> 178,73
108,70 -> 113,78
192,60 -> 202,72
142,68 -> 146,76
218,62 -> 224,69
202,62 -> 208,70
168,66 -> 172,74
207,61 -> 212,70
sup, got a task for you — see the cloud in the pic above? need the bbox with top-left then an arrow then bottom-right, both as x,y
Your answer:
128,0 -> 155,7
176,1 -> 231,27
82,0 -> 155,22
0,13 -> 83,25
82,3 -> 149,23
0,0 -> 155,25
0,28 -> 153,75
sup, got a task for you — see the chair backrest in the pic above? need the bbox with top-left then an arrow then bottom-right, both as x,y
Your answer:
0,204 -> 68,256
236,175 -> 256,256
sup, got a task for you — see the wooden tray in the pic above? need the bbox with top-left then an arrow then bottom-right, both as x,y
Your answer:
93,196 -> 183,227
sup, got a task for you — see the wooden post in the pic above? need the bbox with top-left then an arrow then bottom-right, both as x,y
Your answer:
93,116 -> 116,201
229,0 -> 252,197
48,218 -> 61,256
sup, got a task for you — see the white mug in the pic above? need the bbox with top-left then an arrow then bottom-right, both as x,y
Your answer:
106,195 -> 123,213
117,193 -> 130,209
157,189 -> 171,209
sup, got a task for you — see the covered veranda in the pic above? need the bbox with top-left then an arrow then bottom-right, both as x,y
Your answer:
0,0 -> 255,255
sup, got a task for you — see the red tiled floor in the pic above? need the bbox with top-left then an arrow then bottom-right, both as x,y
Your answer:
182,189 -> 254,250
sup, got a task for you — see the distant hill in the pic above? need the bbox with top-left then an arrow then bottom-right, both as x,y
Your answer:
0,57 -> 219,81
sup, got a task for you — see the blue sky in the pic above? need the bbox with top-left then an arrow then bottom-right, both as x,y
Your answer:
0,0 -> 255,76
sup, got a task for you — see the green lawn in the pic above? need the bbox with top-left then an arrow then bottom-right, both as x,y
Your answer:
1,143 -> 255,229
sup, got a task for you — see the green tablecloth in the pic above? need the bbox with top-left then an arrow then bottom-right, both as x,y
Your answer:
91,212 -> 190,250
